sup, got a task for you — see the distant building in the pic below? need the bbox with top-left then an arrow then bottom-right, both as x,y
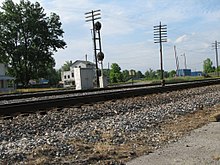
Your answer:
61,60 -> 96,88
176,69 -> 191,77
0,63 -> 15,92
176,69 -> 203,77
191,71 -> 203,77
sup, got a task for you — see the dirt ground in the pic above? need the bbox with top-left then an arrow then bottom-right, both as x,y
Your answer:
127,105 -> 220,165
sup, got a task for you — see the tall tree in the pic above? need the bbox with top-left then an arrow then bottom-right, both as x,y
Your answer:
110,63 -> 122,83
203,58 -> 214,73
0,0 -> 66,86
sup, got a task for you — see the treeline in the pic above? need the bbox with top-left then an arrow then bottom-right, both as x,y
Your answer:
108,63 -> 176,83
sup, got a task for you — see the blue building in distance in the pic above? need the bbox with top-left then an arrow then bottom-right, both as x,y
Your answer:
176,69 -> 191,76
176,69 -> 203,77
191,71 -> 203,76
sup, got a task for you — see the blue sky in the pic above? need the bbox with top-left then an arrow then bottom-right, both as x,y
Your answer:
1,0 -> 220,72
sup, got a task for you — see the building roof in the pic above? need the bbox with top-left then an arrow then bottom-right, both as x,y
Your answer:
71,60 -> 95,67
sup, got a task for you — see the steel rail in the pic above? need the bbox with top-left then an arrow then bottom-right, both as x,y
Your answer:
0,79 -> 220,116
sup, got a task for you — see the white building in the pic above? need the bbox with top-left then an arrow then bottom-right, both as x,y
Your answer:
0,63 -> 15,92
61,60 -> 96,88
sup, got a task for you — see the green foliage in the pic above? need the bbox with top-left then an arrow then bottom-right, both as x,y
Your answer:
61,61 -> 73,71
145,68 -> 157,80
45,68 -> 61,86
168,70 -> 176,77
110,63 -> 122,83
0,0 -> 66,87
122,70 -> 130,82
145,69 -> 175,80
203,58 -> 214,73
136,71 -> 144,79
109,64 -> 177,84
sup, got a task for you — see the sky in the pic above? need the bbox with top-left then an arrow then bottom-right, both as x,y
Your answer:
1,0 -> 220,73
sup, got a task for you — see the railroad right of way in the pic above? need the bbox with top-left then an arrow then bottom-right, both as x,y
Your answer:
0,84 -> 220,164
0,78 -> 220,116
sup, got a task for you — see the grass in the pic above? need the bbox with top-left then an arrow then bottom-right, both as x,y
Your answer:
149,76 -> 216,84
16,88 -> 59,93
0,88 -> 61,95
110,75 -> 214,86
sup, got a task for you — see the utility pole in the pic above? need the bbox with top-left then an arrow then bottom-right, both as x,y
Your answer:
85,10 -> 101,87
212,40 -> 220,77
154,22 -> 167,86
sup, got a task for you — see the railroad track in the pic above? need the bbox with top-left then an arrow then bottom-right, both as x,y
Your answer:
0,78 -> 220,116
0,78 -> 218,101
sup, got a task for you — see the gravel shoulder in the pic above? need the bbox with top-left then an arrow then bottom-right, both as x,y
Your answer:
127,121 -> 220,165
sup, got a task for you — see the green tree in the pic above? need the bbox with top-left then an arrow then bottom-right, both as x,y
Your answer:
164,71 -> 169,78
203,58 -> 214,73
156,69 -> 169,79
169,70 -> 176,77
156,69 -> 162,79
136,70 -> 144,79
61,61 -> 73,71
0,0 -> 66,86
122,70 -> 130,82
110,63 -> 122,83
145,68 -> 156,80
47,68 -> 61,86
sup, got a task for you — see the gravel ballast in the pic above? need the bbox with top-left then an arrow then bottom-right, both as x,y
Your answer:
0,84 -> 220,164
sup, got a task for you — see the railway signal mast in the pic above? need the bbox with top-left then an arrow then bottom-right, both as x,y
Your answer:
154,22 -> 167,86
85,9 -> 103,87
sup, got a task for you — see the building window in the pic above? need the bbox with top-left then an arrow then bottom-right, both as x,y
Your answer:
72,72 -> 74,77
64,75 -> 66,79
68,75 -> 70,79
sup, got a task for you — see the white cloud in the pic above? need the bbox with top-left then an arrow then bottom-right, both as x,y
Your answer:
175,35 -> 189,44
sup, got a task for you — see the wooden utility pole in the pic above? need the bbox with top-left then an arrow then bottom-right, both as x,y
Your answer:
154,22 -> 167,86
